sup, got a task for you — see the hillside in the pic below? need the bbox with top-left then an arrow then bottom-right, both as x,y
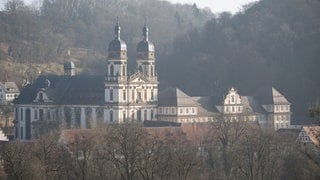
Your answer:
159,0 -> 320,122
1,0 -> 319,122
0,0 -> 213,84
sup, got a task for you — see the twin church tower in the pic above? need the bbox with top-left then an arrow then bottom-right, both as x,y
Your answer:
13,19 -> 159,140
105,19 -> 158,123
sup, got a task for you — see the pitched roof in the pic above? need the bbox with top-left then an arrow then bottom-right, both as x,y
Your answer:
0,82 -> 20,93
241,96 -> 266,114
194,96 -> 220,114
14,74 -> 105,105
0,128 -> 8,142
158,87 -> 198,107
254,87 -> 290,105
303,126 -> 320,147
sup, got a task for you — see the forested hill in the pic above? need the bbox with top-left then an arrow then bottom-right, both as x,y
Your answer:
0,0 -> 212,82
1,0 -> 319,122
159,0 -> 320,122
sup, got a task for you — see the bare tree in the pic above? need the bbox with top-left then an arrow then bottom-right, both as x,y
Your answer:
1,141 -> 34,180
5,0 -> 25,12
32,132 -> 72,180
137,134 -> 169,180
206,115 -> 247,180
106,123 -> 146,180
164,130 -> 199,180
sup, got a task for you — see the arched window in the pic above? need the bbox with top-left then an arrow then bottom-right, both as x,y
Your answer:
132,90 -> 135,101
110,89 -> 113,101
122,65 -> 126,76
150,66 -> 154,76
110,110 -> 113,122
110,65 -> 114,76
138,65 -> 143,72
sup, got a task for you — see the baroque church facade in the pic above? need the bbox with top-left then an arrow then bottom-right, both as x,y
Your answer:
13,21 -> 292,141
13,21 -> 158,140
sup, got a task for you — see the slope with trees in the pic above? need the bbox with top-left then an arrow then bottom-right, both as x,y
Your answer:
159,0 -> 320,122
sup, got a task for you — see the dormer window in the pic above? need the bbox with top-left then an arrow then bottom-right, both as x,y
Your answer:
39,93 -> 44,102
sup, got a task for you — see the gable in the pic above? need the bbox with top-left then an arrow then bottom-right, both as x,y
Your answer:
129,72 -> 149,83
33,90 -> 53,103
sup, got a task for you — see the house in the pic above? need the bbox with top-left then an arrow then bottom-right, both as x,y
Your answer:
157,87 -> 292,130
0,82 -> 20,104
297,126 -> 320,163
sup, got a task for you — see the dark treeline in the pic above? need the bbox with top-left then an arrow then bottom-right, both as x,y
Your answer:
159,0 -> 320,122
0,0 -> 212,81
1,122 -> 320,180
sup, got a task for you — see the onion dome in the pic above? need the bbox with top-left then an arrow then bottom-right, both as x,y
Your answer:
137,25 -> 154,53
108,18 -> 127,52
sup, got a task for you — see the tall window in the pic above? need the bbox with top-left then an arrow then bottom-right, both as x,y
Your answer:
144,90 -> 147,101
47,110 -> 51,120
39,109 -> 44,121
123,90 -> 126,101
21,127 -> 23,139
110,89 -> 113,101
122,65 -> 126,76
132,90 -> 135,101
25,109 -> 31,140
123,111 -> 126,121
34,109 -> 38,119
137,92 -> 142,101
20,109 -> 23,121
39,93 -> 43,101
144,110 -> 147,120
110,111 -> 113,122
110,65 -> 114,76
151,66 -> 154,76
151,91 -> 154,100
151,110 -> 154,120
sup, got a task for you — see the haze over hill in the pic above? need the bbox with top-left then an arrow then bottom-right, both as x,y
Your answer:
0,0 -> 319,123
16,0 -> 258,13
163,0 -> 258,13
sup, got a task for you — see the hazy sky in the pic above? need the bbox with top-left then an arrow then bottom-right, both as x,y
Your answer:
6,0 -> 258,13
164,0 -> 258,13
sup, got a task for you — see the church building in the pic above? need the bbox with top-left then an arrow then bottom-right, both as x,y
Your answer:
13,21 -> 158,140
13,20 -> 293,141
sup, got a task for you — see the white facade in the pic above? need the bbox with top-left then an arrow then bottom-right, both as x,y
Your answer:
0,82 -> 20,104
13,22 -> 159,140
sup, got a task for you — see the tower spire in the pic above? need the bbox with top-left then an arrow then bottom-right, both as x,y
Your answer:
143,16 -> 148,41
115,16 -> 121,40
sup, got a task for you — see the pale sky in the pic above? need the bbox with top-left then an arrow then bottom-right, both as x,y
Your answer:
2,0 -> 258,13
165,0 -> 259,13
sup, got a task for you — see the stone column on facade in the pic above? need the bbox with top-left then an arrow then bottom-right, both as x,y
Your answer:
104,108 -> 108,123
30,108 -> 35,139
91,107 -> 97,128
80,107 -> 86,129
61,107 -> 65,127
21,107 -> 25,140
71,107 -> 75,129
